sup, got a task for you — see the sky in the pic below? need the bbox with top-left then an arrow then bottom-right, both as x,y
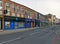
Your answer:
11,0 -> 60,18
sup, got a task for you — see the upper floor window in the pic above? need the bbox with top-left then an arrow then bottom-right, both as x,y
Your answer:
25,10 -> 30,18
17,6 -> 20,14
12,4 -> 16,13
0,1 -> 2,15
6,3 -> 10,11
39,14 -> 41,18
25,10 -> 28,18
21,7 -> 25,17
36,13 -> 41,19
21,7 -> 25,14
30,12 -> 32,19
5,3 -> 10,16
0,1 -> 2,9
28,11 -> 30,18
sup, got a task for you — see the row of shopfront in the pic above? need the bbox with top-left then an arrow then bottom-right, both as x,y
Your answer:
0,16 -> 40,30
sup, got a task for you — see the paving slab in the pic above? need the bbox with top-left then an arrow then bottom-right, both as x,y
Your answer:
0,27 -> 39,35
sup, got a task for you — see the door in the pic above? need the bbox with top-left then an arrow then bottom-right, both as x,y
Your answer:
32,22 -> 35,27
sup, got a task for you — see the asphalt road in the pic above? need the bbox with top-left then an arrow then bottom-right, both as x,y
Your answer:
0,26 -> 58,44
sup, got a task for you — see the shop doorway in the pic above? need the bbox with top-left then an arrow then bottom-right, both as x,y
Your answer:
32,22 -> 35,27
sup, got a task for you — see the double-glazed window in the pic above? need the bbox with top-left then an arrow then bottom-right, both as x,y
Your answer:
21,7 -> 25,17
30,12 -> 32,19
25,10 -> 28,18
11,4 -> 16,16
6,3 -> 10,11
28,11 -> 30,18
0,1 -> 2,9
6,3 -> 10,7
0,1 -> 2,15
17,6 -> 20,17
12,4 -> 16,13
37,13 -> 39,19
25,10 -> 30,18
38,14 -> 41,19
17,6 -> 20,14
5,3 -> 10,16
36,13 -> 41,19
36,13 -> 38,19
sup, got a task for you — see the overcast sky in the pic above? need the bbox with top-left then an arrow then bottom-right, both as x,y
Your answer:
11,0 -> 60,18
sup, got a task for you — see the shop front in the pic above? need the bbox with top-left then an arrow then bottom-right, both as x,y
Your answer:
25,18 -> 31,28
4,16 -> 25,30
31,19 -> 35,28
41,20 -> 48,26
25,18 -> 35,28
35,20 -> 40,27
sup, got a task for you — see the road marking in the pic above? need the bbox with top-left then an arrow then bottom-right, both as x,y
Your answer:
30,32 -> 40,35
0,36 -> 23,44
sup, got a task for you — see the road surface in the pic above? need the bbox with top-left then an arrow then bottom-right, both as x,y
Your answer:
0,26 -> 59,44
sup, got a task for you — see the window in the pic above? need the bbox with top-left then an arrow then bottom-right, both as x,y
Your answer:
12,4 -> 16,13
18,22 -> 24,27
15,22 -> 18,29
30,12 -> 32,19
37,14 -> 39,19
36,13 -> 38,19
0,1 -> 2,15
25,10 -> 28,17
17,6 -> 20,14
11,4 -> 16,16
17,6 -> 20,17
6,3 -> 10,11
21,8 -> 24,14
5,22 -> 10,28
38,14 -> 41,19
25,10 -> 30,18
0,1 -> 2,9
21,7 -> 25,17
25,10 -> 28,18
5,3 -> 10,16
28,11 -> 30,18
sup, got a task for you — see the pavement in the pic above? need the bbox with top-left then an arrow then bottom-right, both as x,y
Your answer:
0,27 -> 39,35
0,25 -> 51,35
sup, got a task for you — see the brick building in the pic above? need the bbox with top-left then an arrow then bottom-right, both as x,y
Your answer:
0,0 -> 41,30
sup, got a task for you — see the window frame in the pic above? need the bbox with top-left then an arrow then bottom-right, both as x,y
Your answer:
21,7 -> 25,17
12,4 -> 16,13
5,2 -> 10,16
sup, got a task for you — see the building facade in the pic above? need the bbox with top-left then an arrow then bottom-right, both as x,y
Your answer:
0,0 -> 41,30
53,18 -> 60,25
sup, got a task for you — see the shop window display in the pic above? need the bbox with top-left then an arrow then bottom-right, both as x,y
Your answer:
5,22 -> 10,28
